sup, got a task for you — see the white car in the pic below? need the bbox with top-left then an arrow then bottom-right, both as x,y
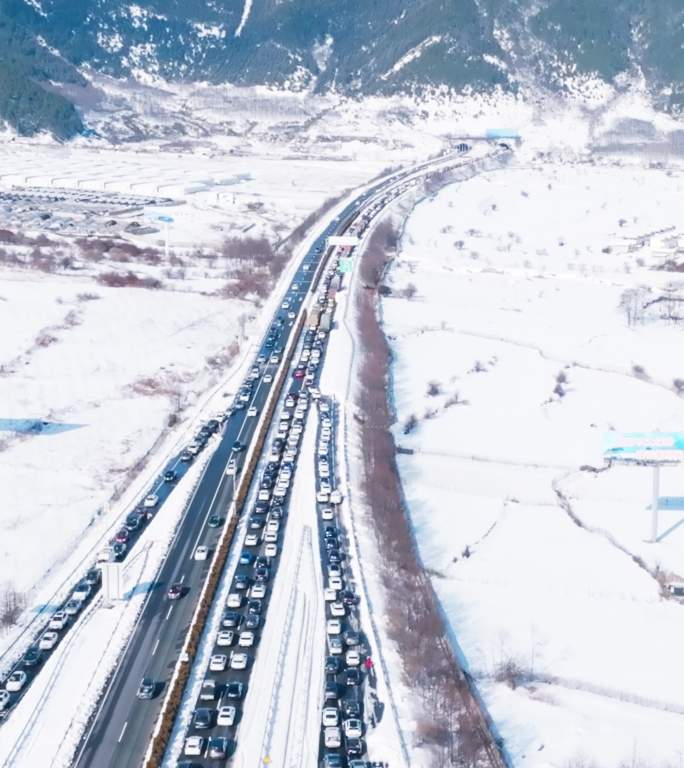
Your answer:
319,480 -> 332,494
64,600 -> 82,616
0,690 -> 10,710
245,533 -> 260,546
72,582 -> 91,602
328,564 -> 342,578
226,593 -> 243,609
49,611 -> 69,631
264,543 -> 278,558
343,717 -> 363,738
143,494 -> 159,508
330,490 -> 343,505
319,465 -> 330,478
209,654 -> 228,672
326,619 -> 342,635
230,652 -> 248,670
5,670 -> 27,693
317,490 -> 330,504
345,650 -> 361,667
247,406 -> 258,417
329,601 -> 346,618
238,631 -> 255,648
322,706 -> 339,727
217,705 -> 236,727
226,459 -> 238,475
266,520 -> 280,534
317,444 -> 328,457
328,575 -> 343,591
194,545 -> 209,561
328,636 -> 343,655
263,373 -> 273,383
187,442 -> 201,456
321,507 -> 334,521
250,583 -> 267,599
324,726 -> 341,749
324,587 -> 337,602
258,489 -> 271,502
273,486 -> 287,499
184,736 -> 204,757
216,630 -> 234,647
39,631 -> 59,650
264,531 -> 278,544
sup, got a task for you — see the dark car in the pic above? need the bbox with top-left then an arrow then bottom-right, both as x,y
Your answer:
344,668 -> 360,687
255,556 -> 271,569
112,542 -> 127,560
345,738 -> 363,758
244,614 -> 261,630
239,551 -> 255,566
180,450 -> 193,463
233,574 -> 251,591
22,646 -> 42,668
342,699 -> 361,718
247,599 -> 262,615
249,516 -> 265,530
208,514 -> 223,528
343,630 -> 360,647
325,656 -> 340,674
85,568 -> 102,586
341,590 -> 357,607
137,676 -> 156,700
114,528 -> 129,543
232,440 -> 245,452
206,419 -> 220,433
324,680 -> 338,702
125,514 -> 141,532
324,526 -> 339,539
163,469 -> 177,483
260,477 -> 274,490
208,736 -> 229,759
222,611 -> 242,629
167,583 -> 184,600
327,550 -> 341,565
254,568 -> 270,583
323,754 -> 343,768
270,506 -> 284,520
193,708 -> 213,729
225,681 -> 244,699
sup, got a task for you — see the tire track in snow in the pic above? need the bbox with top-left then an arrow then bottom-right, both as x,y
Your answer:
234,0 -> 253,37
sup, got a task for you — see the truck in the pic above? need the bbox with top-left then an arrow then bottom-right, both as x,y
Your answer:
319,311 -> 333,333
308,306 -> 321,329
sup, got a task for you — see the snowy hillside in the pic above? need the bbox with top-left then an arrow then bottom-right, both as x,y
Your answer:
382,158 -> 684,767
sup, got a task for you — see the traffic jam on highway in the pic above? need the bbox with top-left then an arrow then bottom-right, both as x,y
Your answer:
1,152 -> 466,761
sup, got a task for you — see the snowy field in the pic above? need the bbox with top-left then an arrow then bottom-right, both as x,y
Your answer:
382,159 -> 684,768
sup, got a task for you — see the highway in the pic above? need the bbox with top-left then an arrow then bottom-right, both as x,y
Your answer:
70,148 -> 480,768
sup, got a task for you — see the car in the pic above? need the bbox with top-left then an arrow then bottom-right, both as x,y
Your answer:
330,490 -> 343,505
209,654 -> 228,672
114,528 -> 129,544
225,681 -> 244,699
163,469 -> 177,483
232,440 -> 245,452
221,611 -> 242,629
250,583 -> 266,599
341,590 -> 357,607
194,545 -> 209,561
322,706 -> 339,727
323,755 -> 343,768
187,442 -> 202,456
39,631 -> 59,651
249,516 -> 265,530
143,494 -> 159,508
342,699 -> 361,718
180,450 -> 193,462
244,613 -> 261,630
238,630 -> 255,648
193,707 -> 213,729
239,551 -> 254,566
226,459 -> 239,475
247,406 -> 258,417
208,736 -> 229,759
200,679 -> 217,701
208,514 -> 223,528
184,736 -> 205,756
343,718 -> 363,738
329,601 -> 346,618
317,490 -> 330,503
325,656 -> 340,674
49,611 -> 69,631
321,507 -> 334,521
112,542 -> 127,559
324,680 -> 339,702
216,630 -> 235,647
22,646 -> 42,668
345,737 -> 364,758
64,600 -> 82,616
247,599 -> 262,615
217,704 -> 237,726
245,533 -> 261,547
124,514 -> 141,532
233,573 -> 251,591
264,530 -> 278,544
254,565 -> 270,582
324,726 -> 341,749
345,668 -> 360,686
137,676 -> 156,699
257,488 -> 271,502
343,630 -> 361,647
230,651 -> 248,670
328,575 -> 343,591
0,690 -> 10,711
328,636 -> 343,656
263,373 -> 273,383
167,583 -> 184,600
264,543 -> 278,558
345,650 -> 361,667
327,550 -> 341,565
328,564 -> 342,578
324,587 -> 337,603
5,670 -> 27,693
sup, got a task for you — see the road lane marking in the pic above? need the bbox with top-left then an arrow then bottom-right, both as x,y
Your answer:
179,573 -> 185,584
152,637 -> 160,656
166,605 -> 173,621
117,721 -> 128,743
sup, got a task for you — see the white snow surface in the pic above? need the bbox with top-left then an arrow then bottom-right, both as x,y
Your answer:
381,157 -> 684,767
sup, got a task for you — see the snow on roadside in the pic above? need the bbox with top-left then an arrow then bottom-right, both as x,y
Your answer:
0,450 -> 212,768
380,157 -> 684,767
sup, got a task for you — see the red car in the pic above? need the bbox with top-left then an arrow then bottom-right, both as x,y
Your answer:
114,528 -> 129,543
167,583 -> 184,600
293,367 -> 305,379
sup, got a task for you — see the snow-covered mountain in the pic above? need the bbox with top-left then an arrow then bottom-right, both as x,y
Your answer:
2,0 -> 684,138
